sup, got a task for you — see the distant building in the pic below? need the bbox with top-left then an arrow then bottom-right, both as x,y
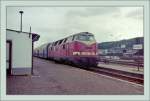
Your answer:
6,29 -> 40,75
98,37 -> 144,59
97,49 -> 108,55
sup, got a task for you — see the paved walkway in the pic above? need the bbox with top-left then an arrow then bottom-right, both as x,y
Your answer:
98,62 -> 144,74
7,57 -> 144,95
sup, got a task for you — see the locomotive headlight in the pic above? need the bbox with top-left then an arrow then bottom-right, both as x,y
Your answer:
81,52 -> 96,55
91,52 -> 95,55
80,52 -> 94,55
95,52 -> 98,55
73,52 -> 80,55
73,52 -> 96,55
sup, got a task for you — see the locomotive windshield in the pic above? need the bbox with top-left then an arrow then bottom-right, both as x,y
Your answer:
77,34 -> 95,41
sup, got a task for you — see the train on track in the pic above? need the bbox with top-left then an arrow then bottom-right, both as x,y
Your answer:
34,32 -> 98,67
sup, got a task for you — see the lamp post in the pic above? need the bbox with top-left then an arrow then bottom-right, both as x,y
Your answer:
19,11 -> 24,32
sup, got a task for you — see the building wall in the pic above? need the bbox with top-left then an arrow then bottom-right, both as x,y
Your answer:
6,30 -> 32,75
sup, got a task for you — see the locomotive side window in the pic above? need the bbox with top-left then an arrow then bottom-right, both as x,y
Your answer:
55,41 -> 58,46
58,39 -> 63,45
54,42 -> 56,46
63,38 -> 67,43
56,41 -> 58,45
67,36 -> 73,42
56,41 -> 59,46
63,44 -> 65,49
72,35 -> 75,41
52,42 -> 55,47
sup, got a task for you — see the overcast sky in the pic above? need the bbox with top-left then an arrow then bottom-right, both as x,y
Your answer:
7,7 -> 143,48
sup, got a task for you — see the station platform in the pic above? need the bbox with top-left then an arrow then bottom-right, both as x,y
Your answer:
98,62 -> 144,75
7,57 -> 144,95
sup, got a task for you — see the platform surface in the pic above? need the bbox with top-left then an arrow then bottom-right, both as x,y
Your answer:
7,57 -> 144,95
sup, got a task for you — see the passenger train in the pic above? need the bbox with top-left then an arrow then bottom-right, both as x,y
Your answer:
34,32 -> 98,67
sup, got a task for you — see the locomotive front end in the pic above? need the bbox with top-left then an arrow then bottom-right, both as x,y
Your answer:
72,32 -> 98,67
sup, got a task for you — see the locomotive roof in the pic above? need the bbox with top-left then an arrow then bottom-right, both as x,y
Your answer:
62,32 -> 93,40
57,32 -> 93,42
36,32 -> 94,49
72,32 -> 93,36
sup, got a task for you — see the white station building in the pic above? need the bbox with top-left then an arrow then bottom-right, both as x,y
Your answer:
6,29 -> 40,75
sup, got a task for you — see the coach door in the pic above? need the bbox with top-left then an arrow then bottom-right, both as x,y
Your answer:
6,40 -> 12,75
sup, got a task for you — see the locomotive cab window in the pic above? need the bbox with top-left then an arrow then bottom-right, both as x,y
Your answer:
77,34 -> 95,41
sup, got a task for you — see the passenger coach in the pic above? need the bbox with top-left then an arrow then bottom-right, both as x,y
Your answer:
34,32 -> 98,67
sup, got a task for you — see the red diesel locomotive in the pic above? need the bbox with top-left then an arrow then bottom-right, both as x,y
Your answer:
34,32 -> 98,67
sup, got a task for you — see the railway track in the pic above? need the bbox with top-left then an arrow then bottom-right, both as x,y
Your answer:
99,59 -> 143,67
86,66 -> 144,85
109,60 -> 143,67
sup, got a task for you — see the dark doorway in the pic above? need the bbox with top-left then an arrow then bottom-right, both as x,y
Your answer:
6,40 -> 12,75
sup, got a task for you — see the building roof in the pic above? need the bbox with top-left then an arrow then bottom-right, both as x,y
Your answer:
6,29 -> 40,42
